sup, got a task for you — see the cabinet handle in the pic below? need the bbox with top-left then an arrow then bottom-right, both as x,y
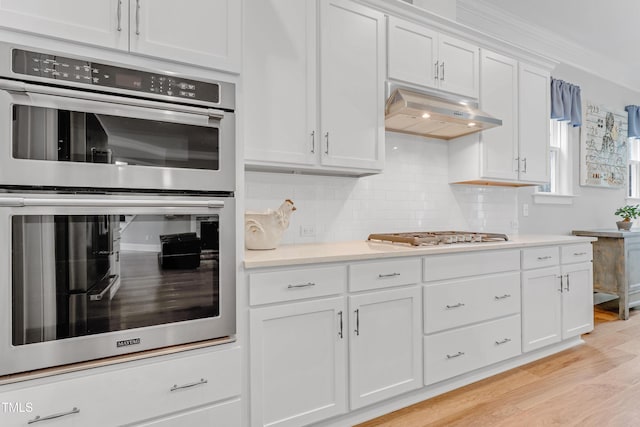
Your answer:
573,252 -> 588,256
565,274 -> 570,292
514,157 -> 520,172
338,311 -> 343,339
522,157 -> 527,173
537,256 -> 552,261
116,0 -> 122,31
28,408 -> 80,424
287,282 -> 316,289
434,60 -> 439,80
135,0 -> 141,35
446,351 -> 465,359
494,294 -> 511,300
557,275 -> 564,292
440,61 -> 445,81
446,302 -> 465,309
354,309 -> 360,336
378,272 -> 400,279
310,131 -> 315,153
495,338 -> 512,346
324,132 -> 329,154
170,378 -> 207,392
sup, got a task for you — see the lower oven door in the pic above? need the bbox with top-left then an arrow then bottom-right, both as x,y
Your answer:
0,78 -> 235,192
0,194 -> 235,376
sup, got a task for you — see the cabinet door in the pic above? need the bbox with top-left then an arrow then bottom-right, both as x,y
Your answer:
437,35 -> 479,98
387,17 -> 438,89
479,50 -> 518,181
244,0 -> 317,167
250,297 -> 347,427
522,266 -> 562,352
349,287 -> 422,410
518,63 -> 550,183
562,262 -> 594,339
0,0 -> 127,50
130,0 -> 241,71
319,0 -> 385,171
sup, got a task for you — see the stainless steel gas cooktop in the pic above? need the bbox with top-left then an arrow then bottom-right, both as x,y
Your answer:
367,231 -> 509,246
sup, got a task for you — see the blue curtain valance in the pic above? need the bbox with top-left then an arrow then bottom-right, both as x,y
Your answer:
550,78 -> 582,127
626,105 -> 640,138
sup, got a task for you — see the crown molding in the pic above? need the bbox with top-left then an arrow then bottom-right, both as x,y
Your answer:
456,0 -> 640,93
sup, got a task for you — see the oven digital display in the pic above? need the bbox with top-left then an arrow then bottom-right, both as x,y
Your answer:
115,73 -> 142,89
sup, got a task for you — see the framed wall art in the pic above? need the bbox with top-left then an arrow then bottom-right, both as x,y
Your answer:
580,101 -> 628,188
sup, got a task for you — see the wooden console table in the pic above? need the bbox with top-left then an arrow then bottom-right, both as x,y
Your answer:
573,229 -> 640,320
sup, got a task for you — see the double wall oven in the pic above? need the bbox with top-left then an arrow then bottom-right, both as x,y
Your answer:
0,44 -> 236,376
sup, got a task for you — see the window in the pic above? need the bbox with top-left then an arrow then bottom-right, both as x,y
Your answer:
539,120 -> 567,194
629,138 -> 640,198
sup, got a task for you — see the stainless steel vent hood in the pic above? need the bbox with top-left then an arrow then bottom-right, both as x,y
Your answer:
385,88 -> 502,140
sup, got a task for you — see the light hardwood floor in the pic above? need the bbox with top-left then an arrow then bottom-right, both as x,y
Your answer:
357,304 -> 640,427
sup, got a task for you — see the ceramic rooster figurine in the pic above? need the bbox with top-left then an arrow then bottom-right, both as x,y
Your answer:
245,199 -> 296,250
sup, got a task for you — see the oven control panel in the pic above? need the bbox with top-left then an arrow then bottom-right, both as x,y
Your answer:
11,48 -> 220,104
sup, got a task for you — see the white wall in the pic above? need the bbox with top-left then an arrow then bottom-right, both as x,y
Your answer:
245,132 -> 519,244
518,63 -> 640,234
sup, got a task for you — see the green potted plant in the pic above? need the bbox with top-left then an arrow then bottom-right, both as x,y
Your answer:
615,204 -> 640,230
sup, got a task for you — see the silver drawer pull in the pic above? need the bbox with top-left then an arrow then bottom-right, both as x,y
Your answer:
537,255 -> 552,260
378,272 -> 401,279
446,351 -> 465,359
446,303 -> 465,309
28,408 -> 80,424
170,378 -> 208,392
287,282 -> 316,289
495,338 -> 512,345
494,294 -> 511,300
573,252 -> 588,256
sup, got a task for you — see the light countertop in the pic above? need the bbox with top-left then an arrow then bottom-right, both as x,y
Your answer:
244,234 -> 597,269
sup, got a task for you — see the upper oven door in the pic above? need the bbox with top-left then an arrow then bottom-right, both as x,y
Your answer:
0,79 -> 235,193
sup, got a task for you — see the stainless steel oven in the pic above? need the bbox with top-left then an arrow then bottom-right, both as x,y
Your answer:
0,193 -> 235,376
0,44 -> 237,376
0,43 -> 235,193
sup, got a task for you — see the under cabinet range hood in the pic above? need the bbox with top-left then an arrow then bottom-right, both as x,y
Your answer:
385,88 -> 502,140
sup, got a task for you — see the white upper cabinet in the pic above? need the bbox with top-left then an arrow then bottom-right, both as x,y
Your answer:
388,17 -> 479,99
319,0 -> 385,171
243,0 -> 317,166
449,49 -> 551,186
518,63 -> 550,184
0,0 -> 240,72
244,0 -> 385,175
0,0 -> 128,50
480,50 -> 519,181
131,0 -> 241,71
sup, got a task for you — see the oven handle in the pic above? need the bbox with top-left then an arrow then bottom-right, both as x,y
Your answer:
0,78 -> 225,120
0,197 -> 224,209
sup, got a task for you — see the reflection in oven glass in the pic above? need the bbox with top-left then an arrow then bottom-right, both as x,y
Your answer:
11,214 -> 220,346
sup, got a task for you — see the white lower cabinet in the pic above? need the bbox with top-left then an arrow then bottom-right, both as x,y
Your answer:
349,287 -> 422,409
521,245 -> 594,352
424,315 -> 521,385
0,345 -> 241,427
250,297 -> 347,427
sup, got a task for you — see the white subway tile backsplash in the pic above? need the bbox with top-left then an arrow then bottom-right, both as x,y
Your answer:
245,133 -> 519,243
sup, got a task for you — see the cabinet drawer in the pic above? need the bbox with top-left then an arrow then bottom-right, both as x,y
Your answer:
424,250 -> 520,282
424,272 -> 520,333
132,398 -> 241,426
561,243 -> 592,264
522,246 -> 559,269
424,315 -> 521,385
349,258 -> 421,292
106,345 -> 241,425
250,265 -> 347,305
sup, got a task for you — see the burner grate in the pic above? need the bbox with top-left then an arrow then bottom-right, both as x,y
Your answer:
367,231 -> 509,246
